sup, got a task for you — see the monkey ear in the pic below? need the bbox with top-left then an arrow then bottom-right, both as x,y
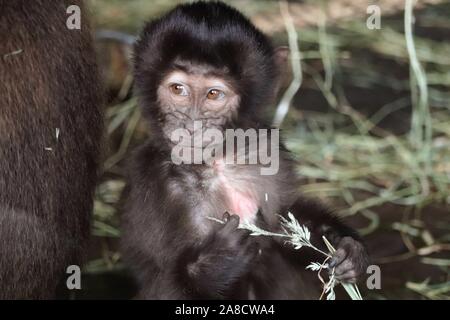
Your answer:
272,46 -> 292,99
273,46 -> 290,67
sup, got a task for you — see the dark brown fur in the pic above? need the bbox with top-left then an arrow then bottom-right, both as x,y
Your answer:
0,0 -> 103,298
122,1 -> 368,299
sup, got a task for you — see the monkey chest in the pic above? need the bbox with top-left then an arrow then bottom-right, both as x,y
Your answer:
173,159 -> 287,234
217,172 -> 259,222
195,161 -> 264,226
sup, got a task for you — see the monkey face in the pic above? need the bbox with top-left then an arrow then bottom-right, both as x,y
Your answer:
156,62 -> 240,146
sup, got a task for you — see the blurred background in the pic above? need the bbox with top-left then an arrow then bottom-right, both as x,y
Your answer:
78,0 -> 450,299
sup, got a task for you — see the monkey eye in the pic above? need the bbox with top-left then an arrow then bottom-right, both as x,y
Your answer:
169,83 -> 188,96
207,89 -> 225,100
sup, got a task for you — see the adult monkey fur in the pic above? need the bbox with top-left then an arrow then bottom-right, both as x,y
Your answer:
0,1 -> 103,298
122,1 -> 369,299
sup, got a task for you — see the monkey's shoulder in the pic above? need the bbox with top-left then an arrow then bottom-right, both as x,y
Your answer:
128,141 -> 171,175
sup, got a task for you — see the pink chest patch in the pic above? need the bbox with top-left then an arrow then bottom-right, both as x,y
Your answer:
213,160 -> 259,222
221,179 -> 259,221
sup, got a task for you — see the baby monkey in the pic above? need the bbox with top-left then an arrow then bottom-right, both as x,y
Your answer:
121,1 -> 369,299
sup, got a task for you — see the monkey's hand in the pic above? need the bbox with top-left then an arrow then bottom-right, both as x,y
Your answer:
180,213 -> 257,299
328,237 -> 369,284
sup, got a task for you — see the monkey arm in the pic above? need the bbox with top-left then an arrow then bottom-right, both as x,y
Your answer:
175,214 -> 257,299
276,198 -> 370,283
284,198 -> 361,246
125,215 -> 256,299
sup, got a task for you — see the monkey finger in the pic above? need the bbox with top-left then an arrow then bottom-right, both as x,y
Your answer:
222,212 -> 231,222
334,259 -> 355,277
328,248 -> 348,269
220,214 -> 240,234
221,228 -> 249,249
235,228 -> 252,243
329,236 -> 361,268
335,269 -> 358,283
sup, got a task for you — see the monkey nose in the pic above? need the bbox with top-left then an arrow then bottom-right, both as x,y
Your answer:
185,119 -> 203,136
